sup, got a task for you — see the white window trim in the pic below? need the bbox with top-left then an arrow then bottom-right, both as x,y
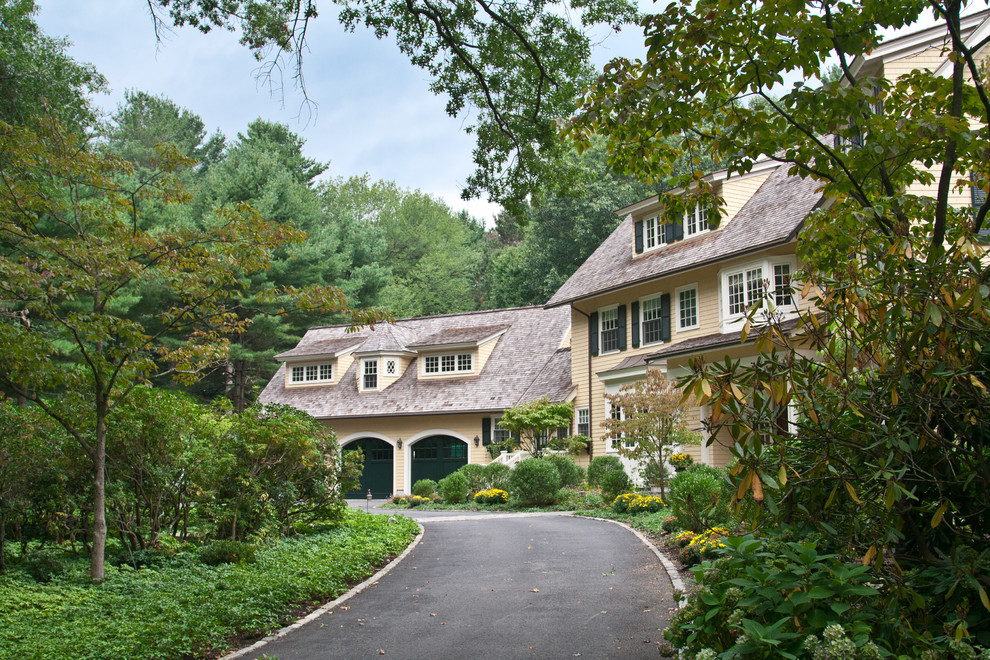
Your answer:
289,361 -> 334,384
719,257 -> 798,332
638,293 -> 666,347
598,304 -> 621,355
605,402 -> 633,452
384,358 -> 397,376
675,283 -> 700,332
643,214 -> 667,252
492,415 -> 512,444
420,351 -> 475,376
683,202 -> 710,238
576,407 -> 590,438
360,357 -> 379,391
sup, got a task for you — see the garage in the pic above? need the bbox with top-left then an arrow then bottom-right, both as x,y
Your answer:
411,435 -> 468,485
343,437 -> 394,498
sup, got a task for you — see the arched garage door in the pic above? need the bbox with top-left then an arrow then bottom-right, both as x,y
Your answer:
343,438 -> 394,498
411,435 -> 468,485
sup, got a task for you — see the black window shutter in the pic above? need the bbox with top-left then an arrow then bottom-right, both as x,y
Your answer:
482,417 -> 492,445
660,294 -> 671,342
665,219 -> 684,243
631,301 -> 640,348
634,220 -> 644,253
589,312 -> 599,357
617,304 -> 627,351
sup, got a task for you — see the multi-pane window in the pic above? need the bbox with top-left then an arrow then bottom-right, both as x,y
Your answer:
644,215 -> 666,250
678,286 -> 698,330
684,203 -> 709,237
290,363 -> 332,383
728,267 -> 764,316
773,264 -> 792,307
600,307 -> 620,353
423,352 -> 474,375
608,404 -> 633,449
385,359 -> 396,376
493,416 -> 512,444
577,407 -> 590,437
362,359 -> 378,390
641,295 -> 664,345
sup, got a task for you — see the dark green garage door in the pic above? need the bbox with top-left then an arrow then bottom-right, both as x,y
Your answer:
411,435 -> 468,485
343,438 -> 394,498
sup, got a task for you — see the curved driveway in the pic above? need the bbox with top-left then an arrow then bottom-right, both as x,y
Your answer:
239,509 -> 677,660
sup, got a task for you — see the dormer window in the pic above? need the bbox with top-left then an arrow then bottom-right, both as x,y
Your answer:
684,203 -> 709,237
644,215 -> 666,251
289,362 -> 333,384
361,358 -> 378,391
423,352 -> 474,375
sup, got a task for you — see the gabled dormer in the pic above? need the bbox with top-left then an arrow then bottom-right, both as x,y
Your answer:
276,336 -> 365,387
624,159 -> 781,257
407,323 -> 510,379
353,324 -> 418,392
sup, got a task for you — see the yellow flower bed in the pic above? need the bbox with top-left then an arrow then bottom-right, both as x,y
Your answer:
474,488 -> 509,505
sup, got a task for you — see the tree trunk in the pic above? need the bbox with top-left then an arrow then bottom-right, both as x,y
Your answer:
91,403 -> 107,582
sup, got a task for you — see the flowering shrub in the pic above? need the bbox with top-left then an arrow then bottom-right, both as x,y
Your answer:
669,453 -> 694,469
627,495 -> 664,514
406,495 -> 432,507
679,527 -> 730,565
612,492 -> 641,513
674,531 -> 697,548
474,489 -> 509,505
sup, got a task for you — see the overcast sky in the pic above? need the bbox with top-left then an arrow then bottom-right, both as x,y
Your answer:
35,0 -> 646,225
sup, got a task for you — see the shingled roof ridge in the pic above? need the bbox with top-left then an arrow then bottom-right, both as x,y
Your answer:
302,304 -> 550,332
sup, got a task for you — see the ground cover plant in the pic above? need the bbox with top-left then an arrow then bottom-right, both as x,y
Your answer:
0,510 -> 418,660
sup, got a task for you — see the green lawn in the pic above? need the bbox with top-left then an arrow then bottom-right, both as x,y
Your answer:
0,510 -> 419,660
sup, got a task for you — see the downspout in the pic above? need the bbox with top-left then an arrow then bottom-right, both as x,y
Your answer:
573,307 -> 594,460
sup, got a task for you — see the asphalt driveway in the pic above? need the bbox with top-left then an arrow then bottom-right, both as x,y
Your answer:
237,510 -> 678,660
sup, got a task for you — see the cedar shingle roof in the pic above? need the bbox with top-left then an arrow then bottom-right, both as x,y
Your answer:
259,306 -> 572,420
645,317 -> 802,361
274,336 -> 366,360
406,324 -> 511,348
545,165 -> 823,307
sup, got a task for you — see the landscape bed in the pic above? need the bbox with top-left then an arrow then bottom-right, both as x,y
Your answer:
0,510 -> 419,660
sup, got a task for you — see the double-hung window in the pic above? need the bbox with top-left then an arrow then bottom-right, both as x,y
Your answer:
684,203 -> 709,237
493,416 -> 512,444
600,307 -> 620,353
677,285 -> 699,331
576,407 -> 590,437
644,215 -> 666,251
727,266 -> 765,317
362,358 -> 378,391
641,295 -> 665,345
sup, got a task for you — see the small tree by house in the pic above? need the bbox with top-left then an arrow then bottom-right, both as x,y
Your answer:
498,397 -> 573,458
602,370 -> 698,498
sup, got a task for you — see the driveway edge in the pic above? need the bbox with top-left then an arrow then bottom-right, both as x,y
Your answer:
588,516 -> 689,608
221,522 -> 426,660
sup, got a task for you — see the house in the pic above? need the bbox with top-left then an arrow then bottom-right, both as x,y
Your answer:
258,305 -> 573,496
545,161 -> 822,473
545,9 -> 990,477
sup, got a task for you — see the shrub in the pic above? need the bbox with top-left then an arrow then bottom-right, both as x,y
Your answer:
198,540 -> 256,566
457,463 -> 487,494
390,495 -> 408,505
627,495 -> 664,514
474,489 -> 509,505
438,472 -> 469,503
669,453 -> 694,469
412,479 -> 438,498
679,527 -> 731,566
599,468 -> 631,504
406,495 -> 431,507
587,455 -> 623,488
666,463 -> 732,532
24,551 -> 66,583
483,462 -> 511,491
545,454 -> 585,488
665,534 -> 887,657
110,547 -> 171,569
509,458 -> 561,506
640,460 -> 668,489
612,492 -> 642,513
